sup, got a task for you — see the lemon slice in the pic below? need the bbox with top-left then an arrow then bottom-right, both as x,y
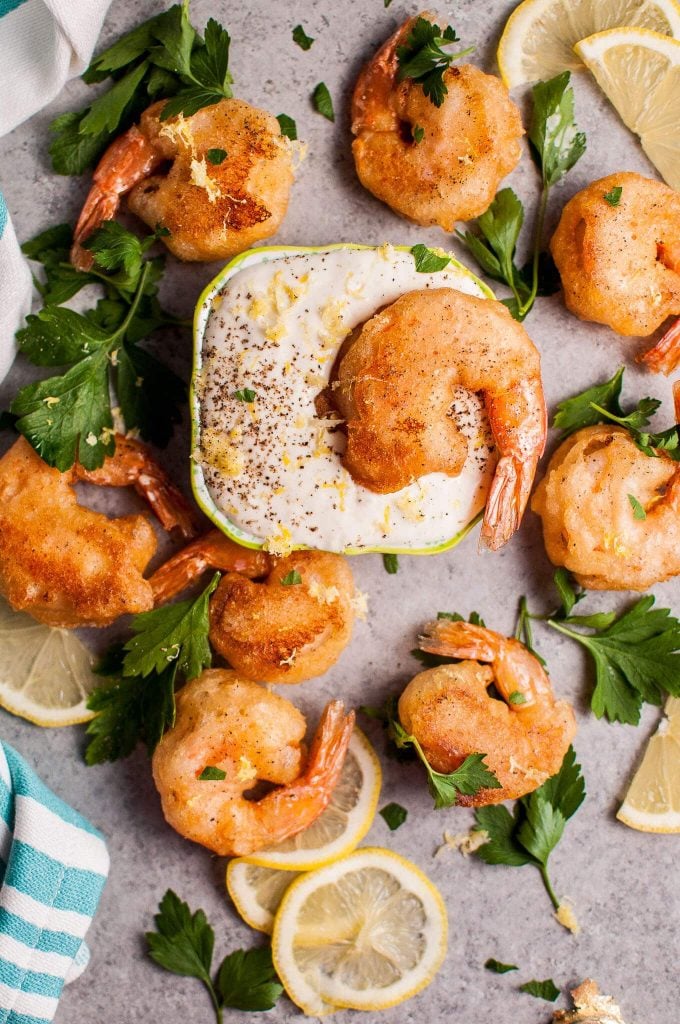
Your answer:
272,847 -> 447,1014
243,727 -> 381,871
617,697 -> 680,833
576,27 -> 680,189
0,598 -> 98,727
227,861 -> 300,933
498,0 -> 680,88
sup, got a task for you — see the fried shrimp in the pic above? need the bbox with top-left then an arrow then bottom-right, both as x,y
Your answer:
550,173 -> 680,345
398,620 -> 576,804
332,288 -> 546,550
151,669 -> 355,856
0,436 -> 197,628
351,14 -> 523,230
71,98 -> 295,269
531,414 -> 680,591
150,532 -> 356,684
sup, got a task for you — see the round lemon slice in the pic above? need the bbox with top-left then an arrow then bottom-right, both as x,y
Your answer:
0,598 -> 98,727
226,861 -> 300,933
575,27 -> 680,189
497,0 -> 680,88
617,697 -> 680,833
243,727 -> 381,871
272,846 -> 448,1014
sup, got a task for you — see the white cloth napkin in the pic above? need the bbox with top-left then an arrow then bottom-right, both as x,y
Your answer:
0,0 -> 113,384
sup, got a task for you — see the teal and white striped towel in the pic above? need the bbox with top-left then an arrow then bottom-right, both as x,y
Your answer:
0,0 -> 112,384
0,741 -> 109,1024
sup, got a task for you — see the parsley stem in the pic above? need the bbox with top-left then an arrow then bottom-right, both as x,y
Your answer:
109,261 -> 152,345
518,182 -> 549,319
205,981 -> 222,1024
539,864 -> 560,911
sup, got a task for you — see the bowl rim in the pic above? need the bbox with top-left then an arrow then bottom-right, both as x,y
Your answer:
190,241 -> 492,556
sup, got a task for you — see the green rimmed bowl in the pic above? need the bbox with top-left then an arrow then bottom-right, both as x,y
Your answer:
190,242 -> 494,556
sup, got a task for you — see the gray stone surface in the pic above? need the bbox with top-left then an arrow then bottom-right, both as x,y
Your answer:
0,1 -> 678,1022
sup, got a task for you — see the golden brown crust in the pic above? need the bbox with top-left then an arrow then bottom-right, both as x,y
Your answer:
550,171 -> 680,336
209,550 -> 355,684
0,439 -> 156,627
127,98 -> 294,261
351,15 -> 523,229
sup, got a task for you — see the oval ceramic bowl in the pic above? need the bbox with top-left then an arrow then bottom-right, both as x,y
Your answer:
190,242 -> 494,556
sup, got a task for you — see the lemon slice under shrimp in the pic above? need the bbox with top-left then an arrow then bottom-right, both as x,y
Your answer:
575,27 -> 680,190
497,0 -> 680,88
0,598 -> 98,727
617,697 -> 680,833
272,847 -> 448,1015
242,727 -> 381,871
227,861 -> 300,934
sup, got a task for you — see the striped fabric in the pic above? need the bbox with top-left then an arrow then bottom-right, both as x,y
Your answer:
0,0 -> 112,384
0,742 -> 109,1024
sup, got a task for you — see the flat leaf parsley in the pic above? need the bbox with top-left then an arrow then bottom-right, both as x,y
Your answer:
146,889 -> 283,1023
396,16 -> 474,107
85,575 -> 220,764
51,2 -> 234,174
458,71 -> 585,321
12,221 -> 184,470
474,747 -> 585,916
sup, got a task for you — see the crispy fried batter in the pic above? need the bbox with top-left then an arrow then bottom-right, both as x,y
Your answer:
351,14 -> 523,229
209,550 -> 356,684
551,172 -> 680,337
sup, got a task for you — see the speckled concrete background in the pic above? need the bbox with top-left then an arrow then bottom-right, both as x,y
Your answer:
0,1 -> 678,1022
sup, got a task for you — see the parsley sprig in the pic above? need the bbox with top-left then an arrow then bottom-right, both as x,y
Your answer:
474,747 -> 585,914
396,17 -> 474,107
458,71 -> 585,321
362,695 -> 500,809
518,571 -> 680,725
553,366 -> 680,458
85,575 -> 219,764
146,890 -> 283,1023
51,2 -> 233,175
11,222 -> 184,471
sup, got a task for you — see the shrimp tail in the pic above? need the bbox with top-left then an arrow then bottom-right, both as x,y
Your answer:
71,125 -> 164,270
639,318 -> 680,376
418,619 -> 497,661
74,434 -> 199,541
149,529 -> 271,604
231,702 -> 355,856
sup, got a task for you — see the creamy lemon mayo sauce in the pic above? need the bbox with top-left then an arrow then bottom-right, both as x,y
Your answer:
196,246 -> 496,552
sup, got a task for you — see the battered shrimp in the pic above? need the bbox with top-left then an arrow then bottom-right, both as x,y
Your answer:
399,619 -> 576,804
151,669 -> 354,856
550,173 -> 680,342
351,14 -> 523,230
0,435 -> 197,628
150,532 -> 356,684
71,98 -> 295,269
531,417 -> 680,591
332,288 -> 547,550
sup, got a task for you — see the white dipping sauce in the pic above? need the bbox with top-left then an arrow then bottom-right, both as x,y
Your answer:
197,246 -> 496,553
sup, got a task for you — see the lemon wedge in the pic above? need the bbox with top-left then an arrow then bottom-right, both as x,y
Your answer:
243,727 -> 381,871
617,697 -> 680,833
0,598 -> 98,727
226,861 -> 300,934
272,847 -> 448,1014
576,27 -> 680,189
498,0 -> 680,87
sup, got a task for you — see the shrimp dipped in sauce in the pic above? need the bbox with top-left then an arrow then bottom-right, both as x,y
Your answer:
399,619 -> 576,804
351,14 -> 523,230
71,98 -> 295,269
0,435 -> 198,628
332,288 -> 547,550
532,385 -> 680,590
151,669 -> 354,856
150,531 -> 357,684
550,172 -> 680,371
